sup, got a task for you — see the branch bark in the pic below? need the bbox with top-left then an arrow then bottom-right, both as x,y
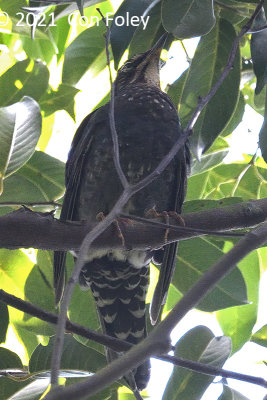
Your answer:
0,198 -> 266,251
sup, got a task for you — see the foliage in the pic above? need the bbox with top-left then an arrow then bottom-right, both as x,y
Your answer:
0,0 -> 266,399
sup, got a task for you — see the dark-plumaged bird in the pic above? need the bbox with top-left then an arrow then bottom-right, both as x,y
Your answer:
54,34 -> 190,392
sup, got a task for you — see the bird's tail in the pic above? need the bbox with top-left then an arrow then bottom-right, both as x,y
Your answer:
79,255 -> 151,391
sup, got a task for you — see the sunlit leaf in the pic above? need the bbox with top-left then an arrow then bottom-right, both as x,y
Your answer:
0,151 -> 65,203
163,326 -> 231,400
0,97 -> 41,194
217,251 -> 260,353
0,59 -> 49,107
251,324 -> 267,347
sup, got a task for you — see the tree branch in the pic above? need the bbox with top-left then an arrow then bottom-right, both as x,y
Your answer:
0,198 -> 265,251
1,288 -> 266,390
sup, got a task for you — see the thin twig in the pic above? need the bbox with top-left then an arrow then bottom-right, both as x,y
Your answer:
97,8 -> 129,189
1,289 -> 266,389
119,212 -> 245,237
158,355 -> 267,389
0,201 -> 61,208
0,289 -> 131,353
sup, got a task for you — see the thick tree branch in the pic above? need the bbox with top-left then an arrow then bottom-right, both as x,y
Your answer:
0,198 -> 266,251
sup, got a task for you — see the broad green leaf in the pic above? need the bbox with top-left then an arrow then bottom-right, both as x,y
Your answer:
217,251 -> 260,353
0,347 -> 23,369
174,237 -> 248,312
0,59 -> 49,107
186,163 -> 267,201
110,0 -> 154,69
128,2 -> 163,58
40,84 -> 80,120
251,324 -> 267,347
37,113 -> 55,152
163,326 -> 231,400
21,35 -> 57,66
182,197 -> 243,214
7,378 -> 50,400
62,23 -> 106,85
191,138 -> 229,175
29,334 -> 106,373
0,249 -> 34,301
0,151 -> 65,203
0,301 -> 9,343
250,7 -> 267,95
179,19 -> 240,157
219,385 -> 250,400
19,251 -> 55,337
0,348 -> 26,399
0,97 -> 41,193
220,93 -> 245,137
67,254 -> 101,350
162,0 -> 215,39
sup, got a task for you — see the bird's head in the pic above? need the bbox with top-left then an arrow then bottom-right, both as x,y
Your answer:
115,33 -> 168,93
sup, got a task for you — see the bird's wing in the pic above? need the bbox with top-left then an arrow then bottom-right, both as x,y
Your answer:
53,105 -> 108,305
150,141 -> 190,325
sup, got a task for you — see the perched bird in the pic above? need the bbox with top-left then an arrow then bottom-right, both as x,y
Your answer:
54,33 -> 190,392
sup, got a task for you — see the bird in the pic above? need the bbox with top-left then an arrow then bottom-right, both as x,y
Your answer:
54,33 -> 190,393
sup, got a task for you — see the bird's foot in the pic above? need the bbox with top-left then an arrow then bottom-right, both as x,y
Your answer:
96,212 -> 127,247
145,209 -> 185,244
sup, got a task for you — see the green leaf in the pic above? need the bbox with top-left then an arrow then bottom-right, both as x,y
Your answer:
7,379 -> 50,400
217,251 -> 260,352
0,347 -> 23,369
0,59 -> 49,107
0,348 -> 26,400
0,151 -> 65,203
220,92 -> 245,137
20,251 -> 55,337
186,163 -> 267,201
67,254 -> 101,350
128,2 -> 163,58
182,197 -> 243,214
162,0 -> 215,39
219,385 -> 250,400
250,8 -> 267,95
163,326 -> 231,400
110,0 -> 154,69
179,19 -> 240,157
0,301 -> 9,343
0,97 -> 42,193
191,137 -> 229,175
40,84 -> 80,120
174,237 -> 248,312
29,334 -> 106,373
62,24 -> 106,85
251,324 -> 267,347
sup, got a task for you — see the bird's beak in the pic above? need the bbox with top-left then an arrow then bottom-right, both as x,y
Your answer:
148,32 -> 169,58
